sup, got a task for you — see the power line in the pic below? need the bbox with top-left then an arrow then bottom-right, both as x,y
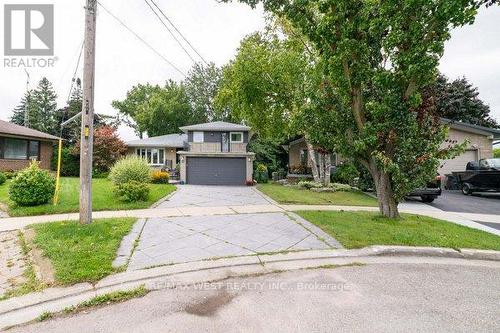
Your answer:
149,0 -> 209,66
97,1 -> 186,77
66,40 -> 84,103
144,0 -> 197,64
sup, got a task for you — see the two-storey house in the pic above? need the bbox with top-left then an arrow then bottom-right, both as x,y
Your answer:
126,121 -> 255,185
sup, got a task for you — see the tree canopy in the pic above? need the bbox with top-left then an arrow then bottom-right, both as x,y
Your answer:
222,0 -> 495,217
112,80 -> 203,138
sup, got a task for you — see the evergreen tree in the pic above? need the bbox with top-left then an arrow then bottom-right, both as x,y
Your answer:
10,92 -> 35,126
427,74 -> 499,128
30,77 -> 58,135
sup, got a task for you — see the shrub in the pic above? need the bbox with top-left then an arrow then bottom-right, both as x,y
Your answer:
0,172 -> 6,185
151,170 -> 170,184
289,165 -> 311,175
114,181 -> 150,202
109,156 -> 150,185
254,164 -> 269,183
331,162 -> 359,186
298,181 -> 323,189
9,162 -> 55,206
329,183 -> 355,192
52,147 -> 80,177
3,170 -> 17,180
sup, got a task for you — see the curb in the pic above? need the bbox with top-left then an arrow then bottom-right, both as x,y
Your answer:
1,246 -> 499,329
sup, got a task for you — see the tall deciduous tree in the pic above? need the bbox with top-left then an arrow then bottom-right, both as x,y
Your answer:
185,62 -> 230,122
112,81 -> 201,138
217,26 -> 332,184
224,0 -> 494,218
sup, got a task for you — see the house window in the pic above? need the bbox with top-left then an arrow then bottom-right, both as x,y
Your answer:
1,138 -> 40,160
230,132 -> 243,143
136,148 -> 165,165
300,149 -> 308,166
193,131 -> 204,143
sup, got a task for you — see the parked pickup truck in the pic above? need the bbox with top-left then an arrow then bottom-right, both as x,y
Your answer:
407,175 -> 442,203
452,158 -> 500,195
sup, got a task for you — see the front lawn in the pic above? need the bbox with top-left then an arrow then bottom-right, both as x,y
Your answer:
30,218 -> 136,285
0,177 -> 176,217
257,183 -> 377,206
298,211 -> 500,250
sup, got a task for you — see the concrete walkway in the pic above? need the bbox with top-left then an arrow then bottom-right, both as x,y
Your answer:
0,202 -> 499,235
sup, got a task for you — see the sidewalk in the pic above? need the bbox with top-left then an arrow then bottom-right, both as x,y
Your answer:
0,202 -> 499,235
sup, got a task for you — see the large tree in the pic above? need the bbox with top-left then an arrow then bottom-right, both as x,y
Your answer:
427,74 -> 498,128
185,62 -> 230,122
224,0 -> 494,218
112,81 -> 201,138
11,77 -> 58,135
217,26 -> 333,184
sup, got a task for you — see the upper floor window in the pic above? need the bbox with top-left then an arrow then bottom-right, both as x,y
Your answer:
230,132 -> 243,143
193,131 -> 204,143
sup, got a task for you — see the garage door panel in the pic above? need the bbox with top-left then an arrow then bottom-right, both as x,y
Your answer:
439,150 -> 478,175
187,157 -> 246,185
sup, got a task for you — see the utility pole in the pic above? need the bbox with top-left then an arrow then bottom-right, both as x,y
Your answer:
79,0 -> 97,225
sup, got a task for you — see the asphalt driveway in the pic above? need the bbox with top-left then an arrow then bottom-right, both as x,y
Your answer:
429,190 -> 500,215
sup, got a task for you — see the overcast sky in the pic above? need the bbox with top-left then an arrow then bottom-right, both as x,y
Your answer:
0,1 -> 499,141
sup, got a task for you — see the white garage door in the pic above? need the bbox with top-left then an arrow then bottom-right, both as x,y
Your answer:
439,150 -> 478,175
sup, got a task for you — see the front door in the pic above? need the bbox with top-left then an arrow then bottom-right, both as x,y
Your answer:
221,132 -> 229,152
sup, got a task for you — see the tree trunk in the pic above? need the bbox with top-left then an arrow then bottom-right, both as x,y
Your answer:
318,153 -> 325,183
324,153 -> 331,186
369,161 -> 400,218
305,139 -> 320,182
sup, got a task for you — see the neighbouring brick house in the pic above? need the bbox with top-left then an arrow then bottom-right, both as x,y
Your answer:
0,120 -> 59,171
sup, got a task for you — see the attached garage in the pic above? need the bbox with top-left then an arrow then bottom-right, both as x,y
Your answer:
186,157 -> 247,185
439,149 -> 478,175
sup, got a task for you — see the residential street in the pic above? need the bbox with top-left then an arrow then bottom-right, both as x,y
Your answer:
12,262 -> 500,333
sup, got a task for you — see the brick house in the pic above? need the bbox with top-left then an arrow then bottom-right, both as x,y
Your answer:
0,120 -> 59,171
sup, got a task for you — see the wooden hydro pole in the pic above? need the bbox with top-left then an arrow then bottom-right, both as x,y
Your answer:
79,0 -> 97,224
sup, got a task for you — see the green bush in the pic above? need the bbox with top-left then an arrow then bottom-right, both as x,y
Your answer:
9,162 -> 55,206
114,181 -> 150,202
329,183 -> 355,192
109,156 -> 150,185
0,172 -> 6,185
254,164 -> 269,183
298,181 -> 323,189
52,147 -> 80,177
331,162 -> 359,186
151,170 -> 170,184
3,170 -> 17,179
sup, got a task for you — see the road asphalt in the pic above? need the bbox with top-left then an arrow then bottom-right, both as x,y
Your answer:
11,262 -> 500,333
429,190 -> 500,215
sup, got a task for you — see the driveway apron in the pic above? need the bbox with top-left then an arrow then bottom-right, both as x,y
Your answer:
128,186 -> 339,270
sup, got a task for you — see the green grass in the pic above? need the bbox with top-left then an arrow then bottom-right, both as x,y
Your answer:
30,218 -> 136,285
298,211 -> 500,250
257,183 -> 377,206
0,177 -> 176,217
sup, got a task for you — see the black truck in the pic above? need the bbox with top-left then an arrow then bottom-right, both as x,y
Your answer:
452,158 -> 500,195
407,175 -> 442,203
